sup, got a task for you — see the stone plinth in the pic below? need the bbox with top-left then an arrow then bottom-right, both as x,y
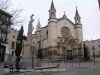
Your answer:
20,57 -> 41,68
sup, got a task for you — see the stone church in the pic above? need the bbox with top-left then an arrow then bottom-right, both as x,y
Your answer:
32,0 -> 84,60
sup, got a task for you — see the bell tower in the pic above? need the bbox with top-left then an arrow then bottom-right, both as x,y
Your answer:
74,7 -> 83,42
48,0 -> 57,46
36,18 -> 41,31
49,0 -> 56,19
74,7 -> 83,56
74,7 -> 81,24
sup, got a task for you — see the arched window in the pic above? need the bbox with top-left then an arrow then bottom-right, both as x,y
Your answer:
46,30 -> 48,38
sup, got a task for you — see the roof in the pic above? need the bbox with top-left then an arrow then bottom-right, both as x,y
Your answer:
23,35 -> 27,40
57,17 -> 75,26
50,0 -> 54,9
84,39 -> 100,42
75,7 -> 80,17
0,9 -> 12,17
49,0 -> 56,11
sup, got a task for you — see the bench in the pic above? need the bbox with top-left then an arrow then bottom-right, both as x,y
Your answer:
4,62 -> 26,71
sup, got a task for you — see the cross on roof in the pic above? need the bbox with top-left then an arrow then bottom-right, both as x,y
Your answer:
64,11 -> 65,15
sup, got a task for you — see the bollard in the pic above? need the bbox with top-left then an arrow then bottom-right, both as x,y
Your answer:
48,60 -> 49,66
43,61 -> 44,65
94,59 -> 95,67
57,64 -> 59,67
79,61 -> 80,67
72,62 -> 73,67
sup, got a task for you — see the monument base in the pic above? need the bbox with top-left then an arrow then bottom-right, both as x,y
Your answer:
20,57 -> 41,68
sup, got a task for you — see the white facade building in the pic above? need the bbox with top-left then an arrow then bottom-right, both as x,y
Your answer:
32,1 -> 84,60
5,26 -> 19,61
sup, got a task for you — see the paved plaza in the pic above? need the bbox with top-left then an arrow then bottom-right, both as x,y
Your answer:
0,62 -> 100,75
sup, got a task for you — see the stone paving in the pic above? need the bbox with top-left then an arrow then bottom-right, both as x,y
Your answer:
0,62 -> 100,75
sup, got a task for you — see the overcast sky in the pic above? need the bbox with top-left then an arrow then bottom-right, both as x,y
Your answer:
10,0 -> 100,41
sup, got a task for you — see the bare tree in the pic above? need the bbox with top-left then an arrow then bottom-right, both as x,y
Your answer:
0,0 -> 24,26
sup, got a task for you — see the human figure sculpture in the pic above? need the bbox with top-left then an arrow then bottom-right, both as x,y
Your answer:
29,14 -> 34,25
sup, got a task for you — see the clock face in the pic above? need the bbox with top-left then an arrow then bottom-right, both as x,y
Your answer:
61,26 -> 70,38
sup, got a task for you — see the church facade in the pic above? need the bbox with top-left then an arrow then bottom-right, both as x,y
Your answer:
32,1 -> 84,60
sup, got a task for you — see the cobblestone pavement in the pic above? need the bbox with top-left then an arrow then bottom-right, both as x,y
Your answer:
1,62 -> 100,75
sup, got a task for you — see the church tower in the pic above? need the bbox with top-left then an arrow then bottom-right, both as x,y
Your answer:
49,0 -> 56,19
48,0 -> 57,46
74,7 -> 81,24
74,7 -> 83,43
36,18 -> 41,31
74,7 -> 83,56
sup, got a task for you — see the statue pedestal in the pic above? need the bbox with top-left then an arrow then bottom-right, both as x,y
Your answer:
21,57 -> 41,69
21,44 -> 41,68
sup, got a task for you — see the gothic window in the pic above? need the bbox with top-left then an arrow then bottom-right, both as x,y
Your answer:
76,18 -> 78,23
61,26 -> 70,38
46,30 -> 48,38
12,41 -> 15,49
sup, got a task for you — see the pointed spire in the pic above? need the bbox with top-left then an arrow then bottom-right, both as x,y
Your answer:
50,0 -> 55,9
36,18 -> 41,31
38,18 -> 40,25
75,7 -> 80,17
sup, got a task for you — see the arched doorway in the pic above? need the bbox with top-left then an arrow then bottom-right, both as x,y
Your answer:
65,36 -> 78,60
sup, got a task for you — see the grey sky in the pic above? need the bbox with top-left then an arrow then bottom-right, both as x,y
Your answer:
11,0 -> 100,41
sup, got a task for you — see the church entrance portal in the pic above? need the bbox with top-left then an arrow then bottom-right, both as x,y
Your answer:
67,50 -> 72,60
